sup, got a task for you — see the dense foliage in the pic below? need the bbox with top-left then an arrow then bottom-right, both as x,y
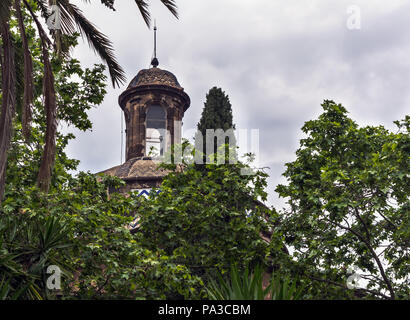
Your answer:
1,173 -> 202,299
276,100 -> 409,299
136,146 -> 273,283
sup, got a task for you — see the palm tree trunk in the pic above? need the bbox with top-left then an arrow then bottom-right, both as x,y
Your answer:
14,0 -> 33,141
23,0 -> 57,193
36,45 -> 57,193
0,20 -> 16,204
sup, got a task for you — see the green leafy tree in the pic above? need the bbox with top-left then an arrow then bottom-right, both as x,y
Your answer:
275,100 -> 410,299
5,21 -> 106,193
1,172 -> 201,299
135,145 -> 274,287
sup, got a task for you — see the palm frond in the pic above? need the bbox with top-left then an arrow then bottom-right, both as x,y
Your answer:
35,0 -> 76,36
160,0 -> 178,19
207,265 -> 305,300
58,0 -> 125,87
34,0 -> 74,57
134,0 -> 150,27
33,0 -> 50,21
133,0 -> 178,28
207,265 -> 269,300
99,0 -> 115,11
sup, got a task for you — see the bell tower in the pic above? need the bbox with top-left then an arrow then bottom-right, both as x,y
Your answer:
118,24 -> 190,160
118,65 -> 190,160
100,25 -> 190,193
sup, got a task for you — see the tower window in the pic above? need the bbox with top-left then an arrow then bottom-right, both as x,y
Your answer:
146,105 -> 166,156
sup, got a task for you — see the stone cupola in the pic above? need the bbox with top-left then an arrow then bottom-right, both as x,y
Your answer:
118,64 -> 190,161
99,39 -> 190,193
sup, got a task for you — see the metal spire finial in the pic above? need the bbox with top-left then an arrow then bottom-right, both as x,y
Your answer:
151,20 -> 159,68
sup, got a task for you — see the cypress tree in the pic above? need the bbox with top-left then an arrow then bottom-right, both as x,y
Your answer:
196,87 -> 236,162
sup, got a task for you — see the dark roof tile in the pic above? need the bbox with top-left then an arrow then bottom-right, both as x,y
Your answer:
98,158 -> 168,180
127,67 -> 181,89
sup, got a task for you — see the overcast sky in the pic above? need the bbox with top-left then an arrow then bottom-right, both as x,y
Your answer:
65,0 -> 409,208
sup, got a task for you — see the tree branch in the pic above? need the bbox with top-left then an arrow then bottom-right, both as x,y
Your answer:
323,217 -> 396,299
307,274 -> 390,300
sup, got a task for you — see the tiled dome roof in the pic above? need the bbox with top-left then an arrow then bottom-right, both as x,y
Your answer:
127,67 -> 181,89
